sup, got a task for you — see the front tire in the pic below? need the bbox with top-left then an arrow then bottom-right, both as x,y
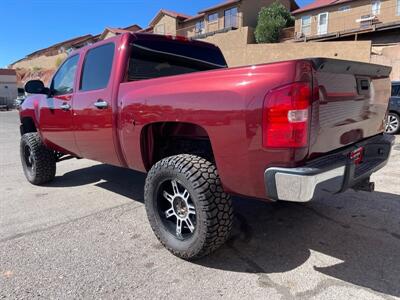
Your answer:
20,133 -> 56,185
144,154 -> 233,260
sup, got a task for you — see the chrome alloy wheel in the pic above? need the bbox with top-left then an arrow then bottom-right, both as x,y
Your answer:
158,179 -> 197,239
385,113 -> 399,134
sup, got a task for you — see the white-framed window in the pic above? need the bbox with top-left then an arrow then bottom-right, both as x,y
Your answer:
371,0 -> 381,15
195,20 -> 205,35
224,7 -> 238,28
301,15 -> 311,36
317,12 -> 329,35
208,13 -> 218,23
338,5 -> 351,12
397,0 -> 400,15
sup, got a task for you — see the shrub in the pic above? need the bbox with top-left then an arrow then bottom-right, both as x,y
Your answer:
255,2 -> 294,43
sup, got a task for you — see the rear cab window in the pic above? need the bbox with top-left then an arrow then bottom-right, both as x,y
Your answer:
127,37 -> 227,81
80,43 -> 115,91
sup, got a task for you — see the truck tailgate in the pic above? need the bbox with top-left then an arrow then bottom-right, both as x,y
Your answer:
308,58 -> 392,158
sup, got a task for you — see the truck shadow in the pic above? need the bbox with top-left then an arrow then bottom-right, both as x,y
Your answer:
46,163 -> 146,202
46,163 -> 400,297
200,194 -> 400,297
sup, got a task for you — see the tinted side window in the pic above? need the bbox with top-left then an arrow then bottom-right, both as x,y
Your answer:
392,84 -> 400,97
80,43 -> 114,91
52,55 -> 79,95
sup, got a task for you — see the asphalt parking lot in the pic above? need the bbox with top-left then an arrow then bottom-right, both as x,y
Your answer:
1,110 -> 399,299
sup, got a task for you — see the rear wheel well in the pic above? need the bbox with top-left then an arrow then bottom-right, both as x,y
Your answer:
141,122 -> 214,170
21,117 -> 37,135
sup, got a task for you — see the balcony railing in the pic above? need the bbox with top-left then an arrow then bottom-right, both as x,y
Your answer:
295,4 -> 400,41
279,27 -> 295,41
176,14 -> 243,39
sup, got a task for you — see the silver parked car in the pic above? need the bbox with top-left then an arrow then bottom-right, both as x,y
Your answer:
14,95 -> 26,109
385,81 -> 400,134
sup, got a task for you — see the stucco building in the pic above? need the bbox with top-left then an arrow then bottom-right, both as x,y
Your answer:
291,0 -> 400,80
292,0 -> 400,42
9,24 -> 141,87
146,0 -> 298,39
8,0 -> 400,86
11,24 -> 142,72
0,69 -> 17,108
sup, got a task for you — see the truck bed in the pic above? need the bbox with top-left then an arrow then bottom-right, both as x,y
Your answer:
118,55 -> 391,199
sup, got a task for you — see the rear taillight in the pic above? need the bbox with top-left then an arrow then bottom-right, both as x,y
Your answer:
263,82 -> 311,148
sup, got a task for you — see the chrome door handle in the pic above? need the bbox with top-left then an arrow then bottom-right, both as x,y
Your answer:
60,103 -> 71,111
94,99 -> 109,109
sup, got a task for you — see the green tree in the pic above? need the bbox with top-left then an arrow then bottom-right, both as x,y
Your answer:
255,2 -> 294,43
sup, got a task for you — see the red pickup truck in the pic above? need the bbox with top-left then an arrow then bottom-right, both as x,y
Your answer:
20,33 -> 394,259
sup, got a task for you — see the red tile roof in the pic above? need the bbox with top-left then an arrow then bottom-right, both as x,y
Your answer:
20,34 -> 94,60
137,26 -> 154,33
292,0 -> 352,14
123,24 -> 142,32
162,9 -> 192,19
150,9 -> 192,25
0,69 -> 16,76
103,27 -> 132,35
99,26 -> 142,40
183,13 -> 205,22
199,0 -> 241,13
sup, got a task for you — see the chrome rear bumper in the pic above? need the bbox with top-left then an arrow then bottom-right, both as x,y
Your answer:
264,134 -> 394,202
265,166 -> 346,202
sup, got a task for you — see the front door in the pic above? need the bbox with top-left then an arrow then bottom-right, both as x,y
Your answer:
318,12 -> 329,35
72,42 -> 120,166
39,55 -> 80,155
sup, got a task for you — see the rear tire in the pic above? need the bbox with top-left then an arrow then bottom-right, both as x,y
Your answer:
20,133 -> 56,185
144,154 -> 233,260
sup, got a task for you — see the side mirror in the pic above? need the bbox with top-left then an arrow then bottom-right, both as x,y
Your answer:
25,80 -> 49,95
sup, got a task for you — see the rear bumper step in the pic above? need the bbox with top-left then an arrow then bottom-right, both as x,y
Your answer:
264,134 -> 395,202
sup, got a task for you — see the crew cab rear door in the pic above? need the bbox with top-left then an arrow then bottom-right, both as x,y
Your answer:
72,42 -> 120,165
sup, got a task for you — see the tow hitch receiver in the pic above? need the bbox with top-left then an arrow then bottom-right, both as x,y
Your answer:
353,178 -> 375,192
